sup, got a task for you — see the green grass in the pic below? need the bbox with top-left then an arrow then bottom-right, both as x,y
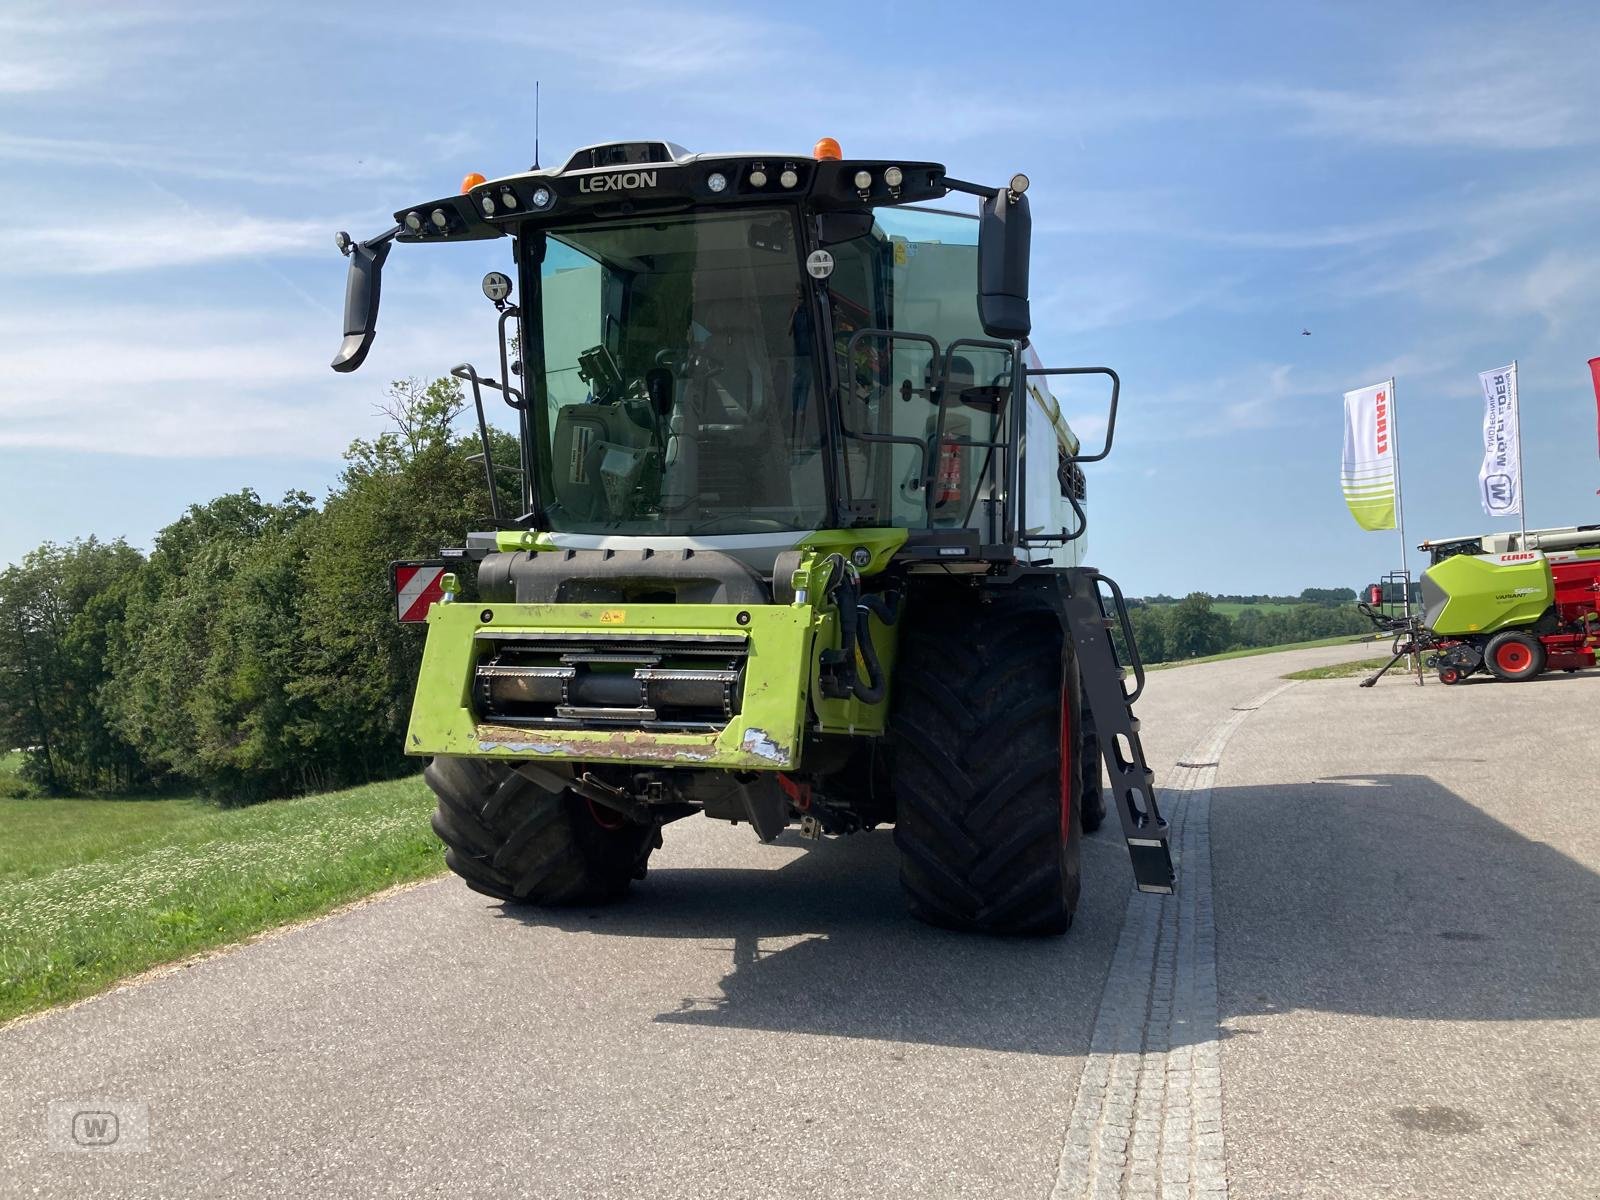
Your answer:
0,775 -> 445,1025
1147,632 -> 1374,671
1203,601 -> 1299,619
0,751 -> 36,798
1281,656 -> 1393,681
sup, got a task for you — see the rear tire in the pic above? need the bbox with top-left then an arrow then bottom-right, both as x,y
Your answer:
425,757 -> 658,905
1484,630 -> 1545,682
889,589 -> 1081,935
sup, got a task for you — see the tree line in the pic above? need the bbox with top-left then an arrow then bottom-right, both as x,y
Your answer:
0,381 -> 1371,801
1138,587 -> 1357,607
0,379 -> 516,803
1121,591 -> 1371,664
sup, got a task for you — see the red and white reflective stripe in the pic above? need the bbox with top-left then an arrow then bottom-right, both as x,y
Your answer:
395,565 -> 447,623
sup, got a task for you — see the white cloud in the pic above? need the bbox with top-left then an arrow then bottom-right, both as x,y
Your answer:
0,131 -> 428,188
0,3 -> 194,94
1511,252 -> 1591,328
391,7 -> 810,93
1032,263 -> 1242,336
1,212 -> 332,275
0,303 -> 487,459
1254,28 -> 1599,151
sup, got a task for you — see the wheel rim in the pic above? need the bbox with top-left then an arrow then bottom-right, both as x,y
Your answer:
1495,642 -> 1532,673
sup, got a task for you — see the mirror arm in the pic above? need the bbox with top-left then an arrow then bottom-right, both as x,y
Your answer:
940,176 -> 999,200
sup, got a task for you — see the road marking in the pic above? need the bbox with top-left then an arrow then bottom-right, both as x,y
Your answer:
1053,682 -> 1297,1200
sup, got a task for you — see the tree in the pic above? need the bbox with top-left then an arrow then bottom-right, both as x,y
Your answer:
1123,604 -> 1168,665
103,490 -> 318,801
288,376 -> 519,789
0,539 -> 148,791
1163,593 -> 1231,659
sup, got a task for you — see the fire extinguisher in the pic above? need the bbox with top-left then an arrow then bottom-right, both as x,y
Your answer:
929,411 -> 969,523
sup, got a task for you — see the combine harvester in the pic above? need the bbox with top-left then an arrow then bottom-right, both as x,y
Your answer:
1362,525 -> 1600,686
329,135 -> 1174,934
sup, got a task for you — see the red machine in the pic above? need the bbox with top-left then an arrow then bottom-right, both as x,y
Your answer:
1545,550 -> 1600,671
1418,526 -> 1600,681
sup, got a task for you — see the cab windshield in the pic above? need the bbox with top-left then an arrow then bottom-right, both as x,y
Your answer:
532,210 -> 826,535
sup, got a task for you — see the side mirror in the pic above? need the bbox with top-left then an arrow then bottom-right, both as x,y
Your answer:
977,190 -> 1031,340
331,234 -> 393,373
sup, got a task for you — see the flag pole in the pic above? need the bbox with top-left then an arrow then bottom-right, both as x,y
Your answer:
1389,377 -> 1422,684
1390,377 -> 1412,622
1513,359 -> 1527,548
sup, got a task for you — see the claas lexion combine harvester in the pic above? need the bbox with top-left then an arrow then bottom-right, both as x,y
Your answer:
330,136 -> 1174,934
1361,525 -> 1600,687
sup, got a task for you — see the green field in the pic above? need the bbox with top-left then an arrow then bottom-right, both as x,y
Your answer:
1147,632 -> 1374,670
1190,601 -> 1299,620
0,775 -> 445,1025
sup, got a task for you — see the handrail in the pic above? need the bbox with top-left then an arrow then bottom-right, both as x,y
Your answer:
450,362 -> 516,524
1025,365 -> 1120,463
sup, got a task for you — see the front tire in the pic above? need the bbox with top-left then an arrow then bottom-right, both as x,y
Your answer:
1079,704 -> 1108,834
1484,630 -> 1545,682
889,589 -> 1081,935
426,757 -> 658,905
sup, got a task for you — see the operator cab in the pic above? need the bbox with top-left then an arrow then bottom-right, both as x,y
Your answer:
331,137 -> 1088,563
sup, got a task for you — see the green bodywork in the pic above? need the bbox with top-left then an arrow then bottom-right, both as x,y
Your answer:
1422,553 -> 1553,636
404,530 -> 908,769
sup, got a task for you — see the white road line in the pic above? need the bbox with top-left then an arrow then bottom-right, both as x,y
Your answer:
1053,681 -> 1297,1200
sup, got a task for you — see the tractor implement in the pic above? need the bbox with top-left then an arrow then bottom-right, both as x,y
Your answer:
331,137 -> 1174,933
1360,524 -> 1600,686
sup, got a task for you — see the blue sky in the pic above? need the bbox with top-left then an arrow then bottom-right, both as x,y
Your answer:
2,0 -> 1597,595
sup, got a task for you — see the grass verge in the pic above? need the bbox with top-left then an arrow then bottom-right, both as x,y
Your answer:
1281,656 -> 1394,681
1147,633 -> 1374,671
0,776 -> 444,1025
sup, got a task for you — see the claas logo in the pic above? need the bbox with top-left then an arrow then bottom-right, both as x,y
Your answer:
1375,390 -> 1388,455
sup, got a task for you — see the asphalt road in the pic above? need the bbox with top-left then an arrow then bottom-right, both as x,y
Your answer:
3,639 -> 1595,1198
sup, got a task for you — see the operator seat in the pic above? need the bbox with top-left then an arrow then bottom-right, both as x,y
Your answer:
682,296 -> 790,507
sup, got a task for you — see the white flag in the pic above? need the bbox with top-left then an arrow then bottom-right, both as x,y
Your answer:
1341,380 -> 1396,531
1477,363 -> 1521,518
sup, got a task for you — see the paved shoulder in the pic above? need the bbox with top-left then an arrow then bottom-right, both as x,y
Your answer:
1214,670 -> 1600,1198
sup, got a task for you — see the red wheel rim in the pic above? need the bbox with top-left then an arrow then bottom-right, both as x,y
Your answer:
1495,643 -> 1532,673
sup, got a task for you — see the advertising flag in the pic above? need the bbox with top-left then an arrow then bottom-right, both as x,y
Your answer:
1588,357 -> 1600,461
1477,363 -> 1521,518
1341,381 -> 1396,531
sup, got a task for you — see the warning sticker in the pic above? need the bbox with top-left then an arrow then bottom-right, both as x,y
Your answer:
571,425 -> 591,483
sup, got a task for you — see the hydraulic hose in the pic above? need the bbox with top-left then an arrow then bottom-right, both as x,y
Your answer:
818,555 -> 902,705
850,590 -> 901,705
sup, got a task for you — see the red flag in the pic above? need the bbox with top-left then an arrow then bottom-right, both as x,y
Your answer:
1590,357 -> 1600,459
